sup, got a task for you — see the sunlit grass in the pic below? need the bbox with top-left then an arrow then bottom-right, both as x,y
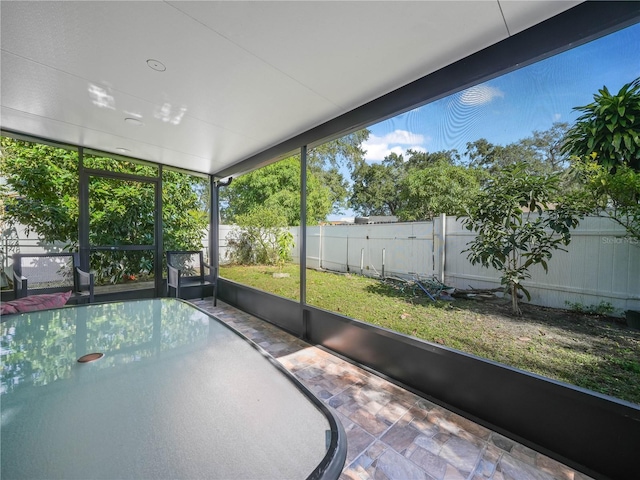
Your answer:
220,264 -> 640,404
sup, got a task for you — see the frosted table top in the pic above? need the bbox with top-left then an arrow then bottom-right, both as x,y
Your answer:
1,298 -> 344,479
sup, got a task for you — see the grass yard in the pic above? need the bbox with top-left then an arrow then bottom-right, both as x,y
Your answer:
220,264 -> 640,405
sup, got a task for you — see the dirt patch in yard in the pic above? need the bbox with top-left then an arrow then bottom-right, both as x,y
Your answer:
451,297 -> 635,347
445,297 -> 640,403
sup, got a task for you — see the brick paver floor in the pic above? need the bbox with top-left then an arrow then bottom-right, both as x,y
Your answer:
192,299 -> 593,480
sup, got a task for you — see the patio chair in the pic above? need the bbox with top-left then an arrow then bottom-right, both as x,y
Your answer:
12,252 -> 94,303
166,250 -> 217,305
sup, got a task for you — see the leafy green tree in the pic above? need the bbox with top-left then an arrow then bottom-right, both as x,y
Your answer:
308,130 -> 369,214
350,149 -> 481,220
219,136 -> 368,264
462,163 -> 583,315
0,138 -> 79,245
0,137 -> 209,284
571,157 -> 639,241
399,158 -> 484,221
563,79 -> 640,243
562,78 -> 640,172
89,176 -> 155,247
220,156 -> 332,226
465,138 -> 543,175
465,124 -> 571,177
162,170 -> 210,251
350,152 -> 407,216
520,122 -> 570,171
404,149 -> 461,169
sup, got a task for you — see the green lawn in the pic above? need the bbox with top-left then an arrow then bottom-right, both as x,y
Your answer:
220,264 -> 640,405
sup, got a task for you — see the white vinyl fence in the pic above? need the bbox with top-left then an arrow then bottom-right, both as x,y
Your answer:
6,218 -> 637,312
443,215 -> 639,313
221,215 -> 640,313
303,222 -> 435,278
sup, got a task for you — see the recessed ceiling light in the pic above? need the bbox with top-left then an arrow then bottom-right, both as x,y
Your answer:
147,59 -> 166,72
124,117 -> 143,126
116,147 -> 130,154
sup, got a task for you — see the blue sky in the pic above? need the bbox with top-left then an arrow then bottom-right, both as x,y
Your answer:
361,22 -> 640,164
329,22 -> 640,220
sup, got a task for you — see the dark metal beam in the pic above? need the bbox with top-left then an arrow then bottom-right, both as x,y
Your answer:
155,165 -> 163,297
300,146 -> 308,308
211,176 -> 218,273
78,148 -> 90,272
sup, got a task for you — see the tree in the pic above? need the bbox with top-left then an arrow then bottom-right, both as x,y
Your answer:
520,122 -> 570,171
349,152 -> 407,216
308,130 -> 369,214
563,79 -> 640,243
162,170 -> 210,251
465,139 -> 539,174
219,138 -> 369,264
462,163 -> 583,315
571,157 -> 639,242
350,149 -> 482,220
219,156 -> 332,226
465,124 -> 572,176
562,77 -> 640,172
399,158 -> 484,221
221,132 -> 369,224
0,137 -> 209,284
404,149 -> 461,169
0,139 -> 79,245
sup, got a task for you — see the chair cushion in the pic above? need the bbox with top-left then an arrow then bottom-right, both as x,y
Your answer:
1,291 -> 72,315
0,303 -> 18,315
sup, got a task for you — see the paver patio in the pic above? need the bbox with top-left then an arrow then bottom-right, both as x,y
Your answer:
192,299 -> 594,480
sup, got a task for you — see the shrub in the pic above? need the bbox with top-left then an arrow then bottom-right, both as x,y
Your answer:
225,206 -> 294,266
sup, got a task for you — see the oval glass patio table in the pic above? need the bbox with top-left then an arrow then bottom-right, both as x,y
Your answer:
1,298 -> 346,479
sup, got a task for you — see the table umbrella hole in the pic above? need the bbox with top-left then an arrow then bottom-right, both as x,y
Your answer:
77,353 -> 104,363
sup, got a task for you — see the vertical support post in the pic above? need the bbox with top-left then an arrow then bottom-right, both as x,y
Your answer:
211,176 -> 231,306
440,213 -> 446,283
360,248 -> 364,276
300,145 -> 307,312
78,147 -> 90,273
382,248 -> 386,279
319,224 -> 323,270
346,235 -> 349,273
155,165 -> 163,297
210,176 -> 218,274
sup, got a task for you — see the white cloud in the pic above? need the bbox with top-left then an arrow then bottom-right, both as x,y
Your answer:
382,130 -> 425,145
553,113 -> 562,121
363,143 -> 403,162
363,130 -> 429,162
459,84 -> 504,106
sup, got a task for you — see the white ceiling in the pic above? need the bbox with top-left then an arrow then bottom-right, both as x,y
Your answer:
1,1 -> 581,176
